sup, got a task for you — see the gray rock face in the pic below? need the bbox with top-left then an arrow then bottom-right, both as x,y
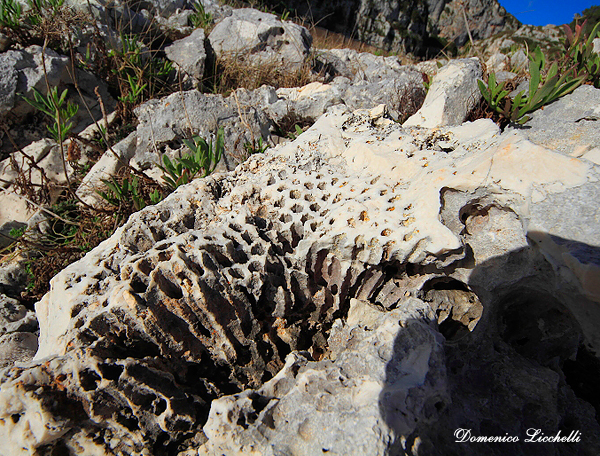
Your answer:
261,0 -> 517,55
0,45 -> 115,148
0,101 -> 599,455
0,46 -> 69,117
208,9 -> 312,69
433,0 -> 518,46
165,28 -> 207,84
513,85 -> 600,164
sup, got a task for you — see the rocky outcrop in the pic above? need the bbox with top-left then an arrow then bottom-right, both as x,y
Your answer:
263,0 -> 518,55
1,90 -> 599,454
433,0 -> 519,46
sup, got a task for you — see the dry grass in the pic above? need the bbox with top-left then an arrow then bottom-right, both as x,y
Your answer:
206,55 -> 318,95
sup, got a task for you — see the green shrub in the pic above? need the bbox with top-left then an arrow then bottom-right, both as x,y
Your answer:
109,34 -> 174,108
562,21 -> 600,87
98,175 -> 161,212
24,87 -> 79,142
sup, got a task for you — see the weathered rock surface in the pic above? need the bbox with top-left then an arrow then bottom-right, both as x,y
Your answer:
512,85 -> 600,164
0,97 -> 599,455
208,9 -> 312,69
131,87 -> 275,174
200,298 -> 447,455
261,0 -> 517,55
165,28 -> 207,85
404,58 -> 481,127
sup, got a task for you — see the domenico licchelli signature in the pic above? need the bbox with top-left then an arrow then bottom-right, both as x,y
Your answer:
454,428 -> 582,443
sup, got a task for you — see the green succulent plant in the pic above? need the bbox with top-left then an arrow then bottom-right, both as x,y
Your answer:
159,127 -> 224,191
562,20 -> 600,87
0,0 -> 23,29
478,46 -> 584,124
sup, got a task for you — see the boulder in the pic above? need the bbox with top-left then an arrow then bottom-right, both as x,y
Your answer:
0,332 -> 38,369
0,45 -> 115,149
165,28 -> 207,84
0,46 -> 69,118
1,99 -> 599,454
281,50 -> 427,123
0,295 -> 37,335
131,87 -> 275,174
208,8 -> 312,70
404,57 -> 482,127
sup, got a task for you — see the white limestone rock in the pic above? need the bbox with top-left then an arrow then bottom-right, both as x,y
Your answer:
200,298 -> 447,456
404,58 -> 482,128
1,104 -> 600,455
165,28 -> 207,84
208,9 -> 312,70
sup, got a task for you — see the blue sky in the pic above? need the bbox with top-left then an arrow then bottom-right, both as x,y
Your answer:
498,1 -> 598,26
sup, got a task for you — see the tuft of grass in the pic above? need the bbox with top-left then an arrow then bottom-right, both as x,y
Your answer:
0,0 -> 23,29
189,0 -> 213,30
205,55 -> 317,95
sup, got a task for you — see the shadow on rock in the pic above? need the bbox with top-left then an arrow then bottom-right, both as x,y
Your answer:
379,233 -> 600,456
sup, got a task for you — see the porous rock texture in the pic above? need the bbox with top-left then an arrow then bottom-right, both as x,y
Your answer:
1,98 -> 600,456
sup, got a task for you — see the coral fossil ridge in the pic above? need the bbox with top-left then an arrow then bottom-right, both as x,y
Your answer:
1,105 -> 598,455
